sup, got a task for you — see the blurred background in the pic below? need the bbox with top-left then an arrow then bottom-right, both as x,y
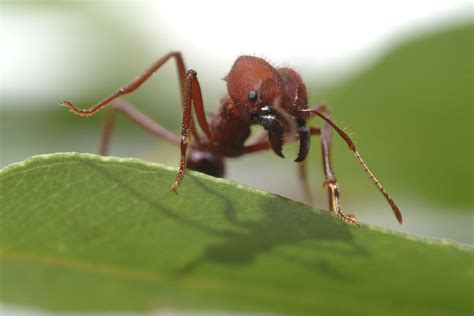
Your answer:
1,1 -> 472,243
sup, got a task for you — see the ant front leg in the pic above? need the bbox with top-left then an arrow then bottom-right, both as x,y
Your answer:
99,70 -> 210,193
171,69 -> 210,193
302,105 -> 402,225
320,120 -> 359,226
300,104 -> 358,225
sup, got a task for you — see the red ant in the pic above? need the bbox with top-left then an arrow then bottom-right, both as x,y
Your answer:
61,52 -> 402,226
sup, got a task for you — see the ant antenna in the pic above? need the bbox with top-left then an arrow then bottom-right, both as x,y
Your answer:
302,109 -> 403,224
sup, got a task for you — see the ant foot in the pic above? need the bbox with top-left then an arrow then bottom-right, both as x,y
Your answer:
336,211 -> 359,227
170,182 -> 179,193
325,181 -> 359,226
171,169 -> 185,193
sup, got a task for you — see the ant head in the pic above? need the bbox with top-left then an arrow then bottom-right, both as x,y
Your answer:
226,56 -> 310,162
226,56 -> 283,115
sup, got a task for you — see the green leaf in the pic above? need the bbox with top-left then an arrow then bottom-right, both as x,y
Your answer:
0,153 -> 472,315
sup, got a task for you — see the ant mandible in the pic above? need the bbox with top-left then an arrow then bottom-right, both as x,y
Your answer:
61,52 -> 402,226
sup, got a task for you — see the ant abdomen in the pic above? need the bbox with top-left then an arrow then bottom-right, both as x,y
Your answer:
186,147 -> 225,178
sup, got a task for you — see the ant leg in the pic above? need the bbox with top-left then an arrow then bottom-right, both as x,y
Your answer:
60,51 -> 211,141
171,70 -> 210,192
302,105 -> 402,224
320,122 -> 359,226
60,52 -> 215,192
99,99 -> 180,156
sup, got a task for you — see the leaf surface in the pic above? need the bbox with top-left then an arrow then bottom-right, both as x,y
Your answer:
0,153 -> 472,315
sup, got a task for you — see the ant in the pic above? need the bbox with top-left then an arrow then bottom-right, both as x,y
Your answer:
61,52 -> 402,226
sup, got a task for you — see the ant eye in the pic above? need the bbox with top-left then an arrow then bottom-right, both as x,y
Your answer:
248,90 -> 258,102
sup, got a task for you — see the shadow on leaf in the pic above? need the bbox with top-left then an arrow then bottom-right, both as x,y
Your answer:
85,160 -> 367,280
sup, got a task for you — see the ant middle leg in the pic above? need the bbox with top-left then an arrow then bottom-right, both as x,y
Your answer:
98,99 -> 180,156
61,52 -> 186,116
100,71 -> 208,194
60,51 -> 212,140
